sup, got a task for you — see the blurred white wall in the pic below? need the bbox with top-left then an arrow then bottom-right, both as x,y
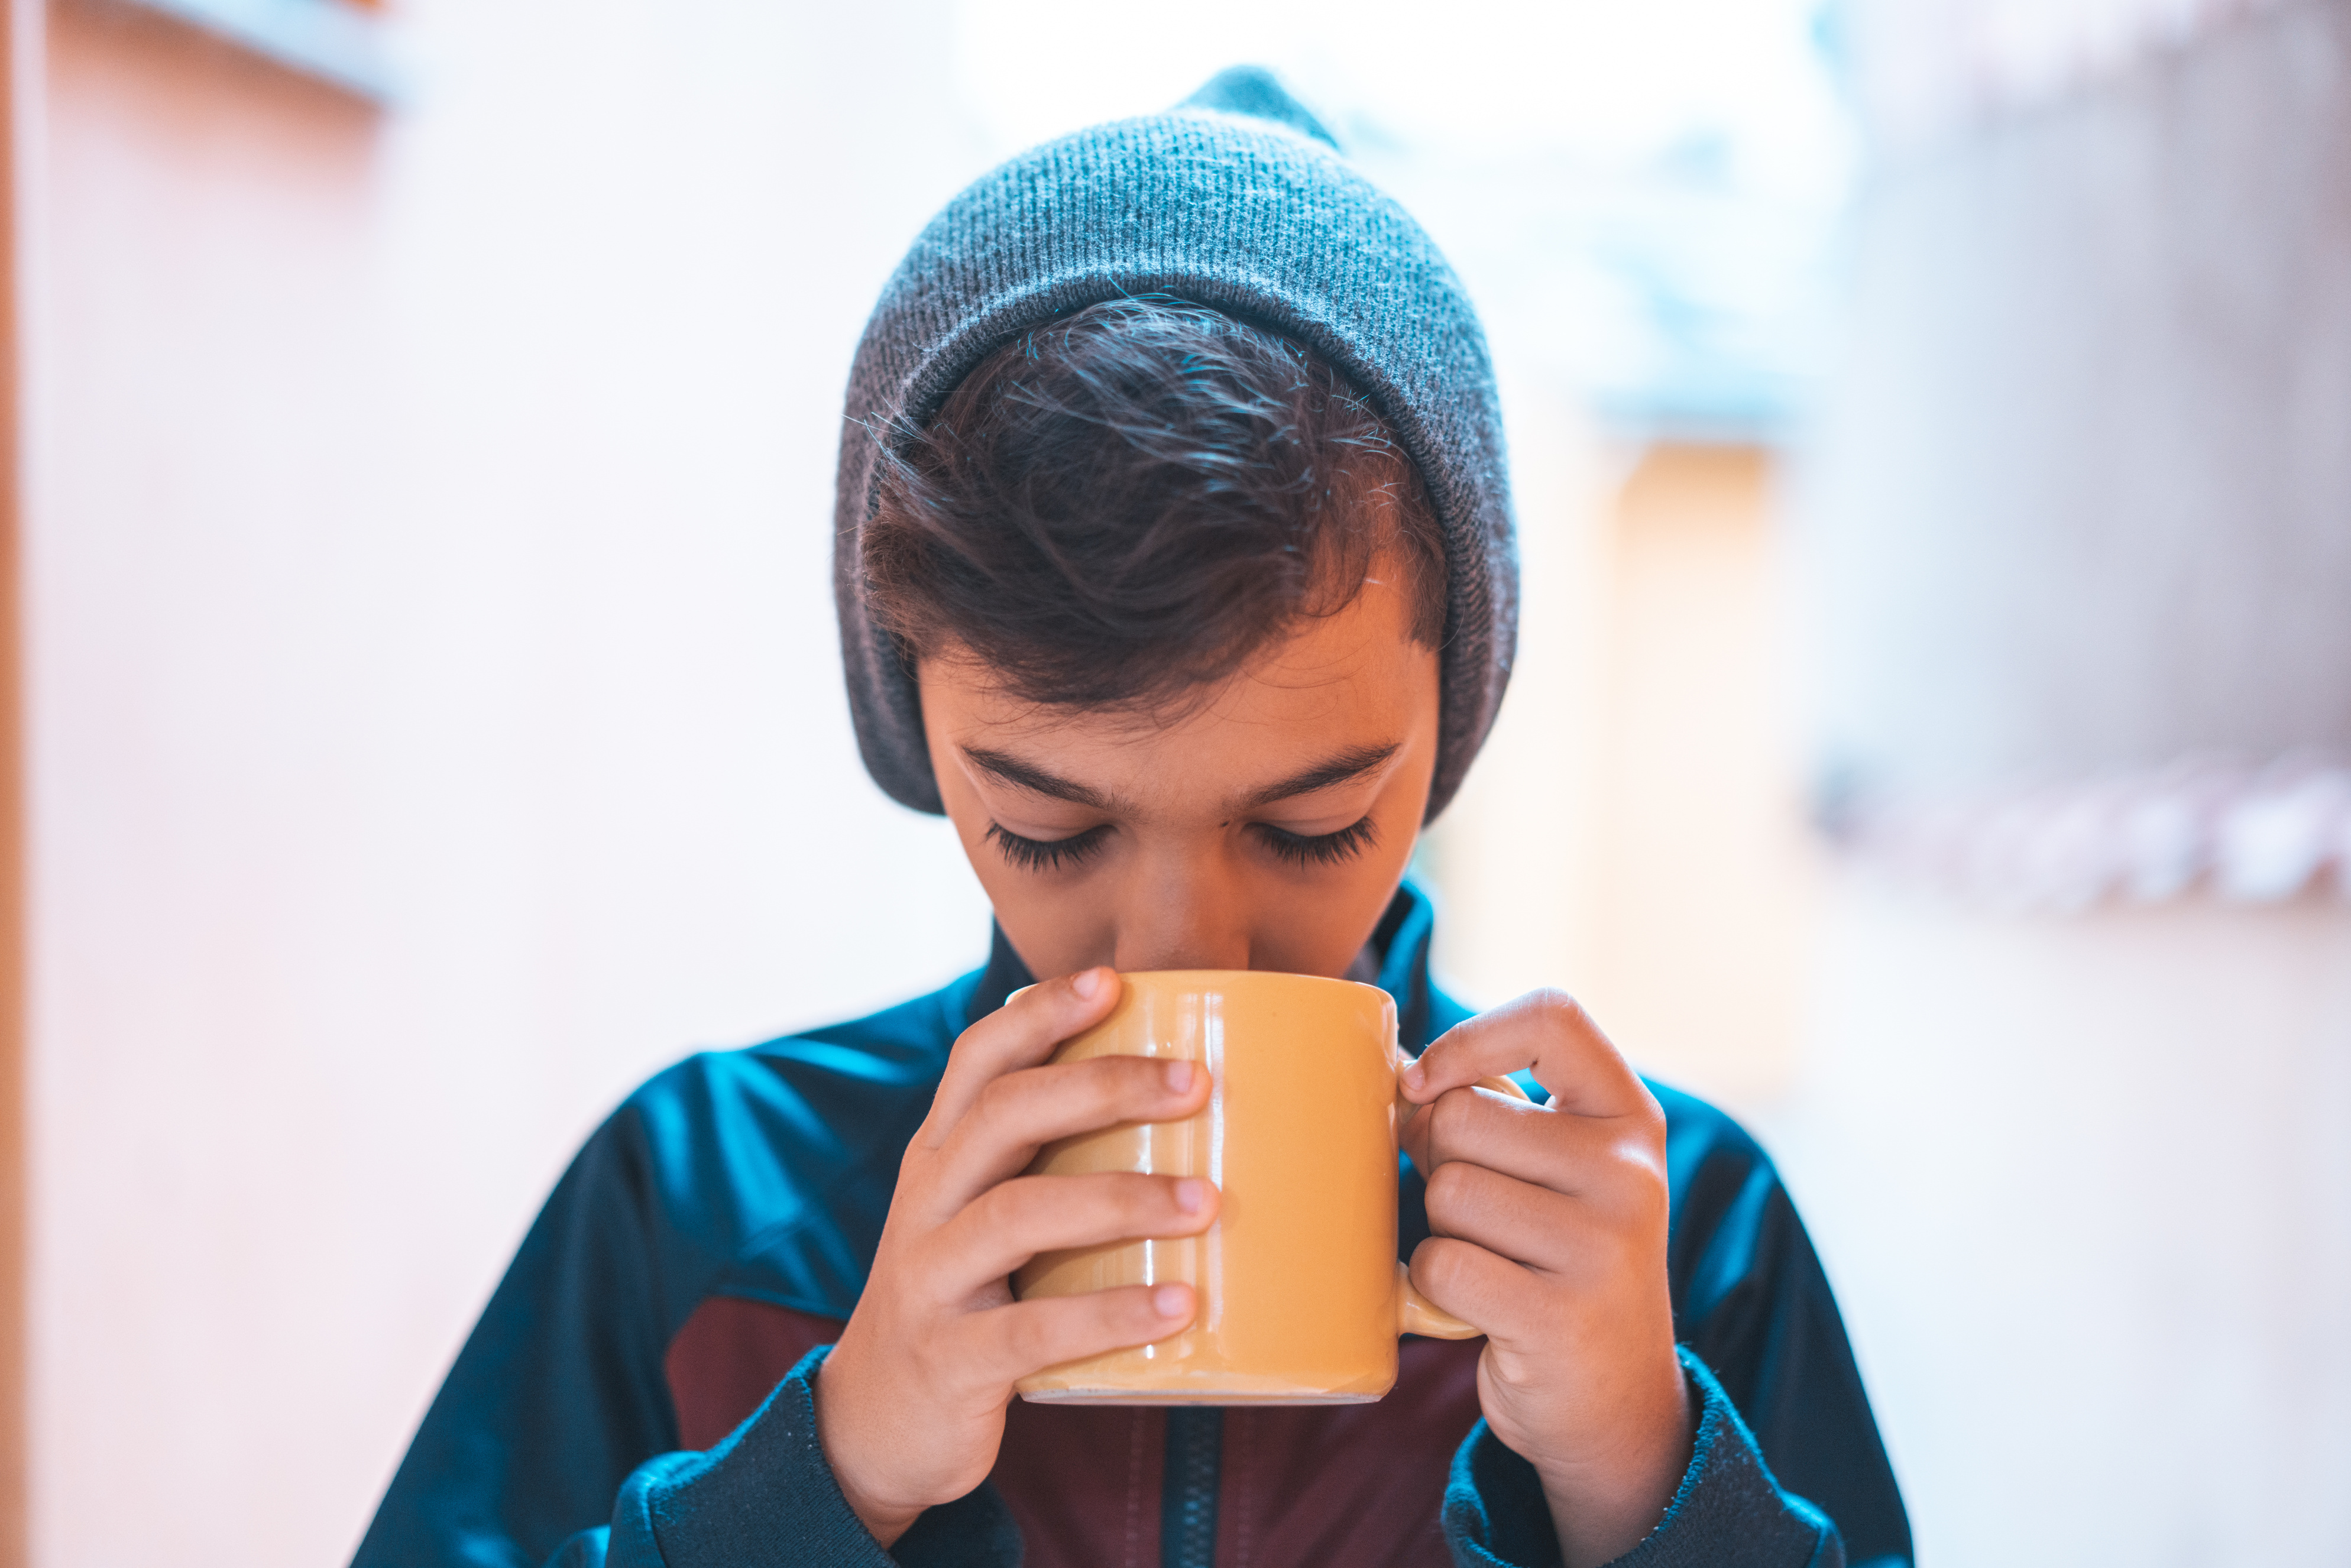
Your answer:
30,2 -> 995,1563
1760,887 -> 2351,1565
1776,2 -> 2351,1562
1811,0 -> 2351,798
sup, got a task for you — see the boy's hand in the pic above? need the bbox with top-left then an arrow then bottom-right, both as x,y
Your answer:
1399,990 -> 1692,1568
815,968 -> 1216,1547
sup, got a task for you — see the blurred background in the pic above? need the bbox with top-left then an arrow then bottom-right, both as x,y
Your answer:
0,0 -> 2347,1562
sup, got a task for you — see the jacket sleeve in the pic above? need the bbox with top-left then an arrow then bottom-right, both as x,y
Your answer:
1442,1085 -> 1912,1568
1663,1114 -> 1910,1563
350,1102 -> 702,1568
1440,1349 -> 1842,1568
536,1347 -> 1021,1568
350,1023 -> 966,1568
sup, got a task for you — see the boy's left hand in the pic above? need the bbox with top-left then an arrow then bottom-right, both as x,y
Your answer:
1399,990 -> 1692,1568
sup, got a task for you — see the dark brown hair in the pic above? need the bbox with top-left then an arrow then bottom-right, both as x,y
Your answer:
862,294 -> 1446,710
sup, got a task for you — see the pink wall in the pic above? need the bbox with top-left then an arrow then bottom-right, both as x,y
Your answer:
30,2 -> 990,1561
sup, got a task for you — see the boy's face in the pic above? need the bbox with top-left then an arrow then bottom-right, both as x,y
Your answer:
918,571 -> 1442,980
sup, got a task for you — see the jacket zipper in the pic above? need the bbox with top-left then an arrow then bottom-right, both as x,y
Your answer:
1160,1407 -> 1223,1568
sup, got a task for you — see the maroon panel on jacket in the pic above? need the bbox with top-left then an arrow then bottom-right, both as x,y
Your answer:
665,1295 -> 1167,1566
992,1398 -> 1166,1568
665,1295 -> 844,1449
664,1295 -> 1488,1568
1213,1337 -> 1485,1568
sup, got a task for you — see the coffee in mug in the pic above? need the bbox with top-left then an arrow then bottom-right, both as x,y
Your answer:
1012,970 -> 1527,1404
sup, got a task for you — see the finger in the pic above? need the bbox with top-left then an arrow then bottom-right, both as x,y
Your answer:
928,1054 -> 1210,1213
1401,990 -> 1653,1119
1402,1081 -> 1664,1197
955,1282 -> 1198,1386
930,1171 -> 1219,1287
925,968 -> 1122,1143
1420,1159 -> 1660,1279
1408,1236 -> 1572,1346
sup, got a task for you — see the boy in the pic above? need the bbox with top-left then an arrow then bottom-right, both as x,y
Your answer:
355,70 -> 1909,1568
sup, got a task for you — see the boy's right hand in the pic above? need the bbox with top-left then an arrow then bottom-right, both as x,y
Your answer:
814,967 -> 1217,1547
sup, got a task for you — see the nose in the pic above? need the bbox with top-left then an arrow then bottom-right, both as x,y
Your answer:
1109,843 -> 1252,972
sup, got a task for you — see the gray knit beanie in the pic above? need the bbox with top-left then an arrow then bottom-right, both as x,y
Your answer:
833,67 -> 1518,821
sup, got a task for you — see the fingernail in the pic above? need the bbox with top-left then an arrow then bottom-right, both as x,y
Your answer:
1163,1058 -> 1195,1093
1403,1062 -> 1427,1094
1152,1284 -> 1190,1318
1071,968 -> 1103,999
1174,1178 -> 1208,1213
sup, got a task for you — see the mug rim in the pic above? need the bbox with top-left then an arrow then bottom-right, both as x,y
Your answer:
1074,969 -> 1391,1003
1011,969 -> 1392,1004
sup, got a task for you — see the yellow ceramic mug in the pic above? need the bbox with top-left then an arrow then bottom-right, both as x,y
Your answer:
1011,970 -> 1530,1404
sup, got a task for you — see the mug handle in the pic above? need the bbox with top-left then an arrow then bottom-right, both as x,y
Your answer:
1391,1067 -> 1532,1339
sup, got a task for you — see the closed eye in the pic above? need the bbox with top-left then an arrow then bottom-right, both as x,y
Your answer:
986,821 -> 1111,873
1251,816 -> 1378,869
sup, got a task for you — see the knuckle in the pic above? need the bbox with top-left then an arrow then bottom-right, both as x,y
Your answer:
1616,1158 -> 1670,1230
1529,987 -> 1591,1034
1097,1053 -> 1162,1103
1424,1158 -> 1480,1219
1038,969 -> 1108,1018
1627,1128 -> 1670,1176
948,1009 -> 1017,1068
1122,1173 -> 1180,1222
947,1016 -> 987,1058
1414,1236 -> 1476,1296
1429,1086 -> 1476,1145
1013,974 -> 1070,1013
969,1073 -> 1016,1123
970,1176 -> 1035,1235
1607,1126 -> 1667,1181
1103,1285 -> 1154,1329
1001,1306 -> 1057,1369
960,1180 -> 1007,1233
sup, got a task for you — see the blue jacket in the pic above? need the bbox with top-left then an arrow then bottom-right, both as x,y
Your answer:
352,886 -> 1910,1567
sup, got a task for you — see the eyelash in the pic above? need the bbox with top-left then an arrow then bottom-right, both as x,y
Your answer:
986,822 -> 1111,873
1252,816 -> 1380,869
984,816 -> 1381,873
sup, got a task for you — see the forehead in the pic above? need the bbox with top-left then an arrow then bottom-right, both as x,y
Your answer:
919,582 -> 1439,800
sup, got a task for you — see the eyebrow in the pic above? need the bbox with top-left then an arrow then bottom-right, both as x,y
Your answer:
1233,743 -> 1401,810
960,747 -> 1122,811
958,740 -> 1402,817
